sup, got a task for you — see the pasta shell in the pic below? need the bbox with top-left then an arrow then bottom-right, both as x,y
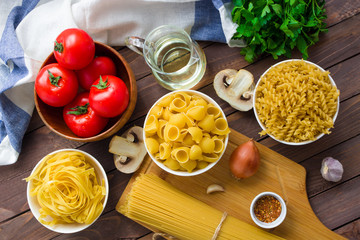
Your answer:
144,115 -> 158,135
198,114 -> 215,132
179,160 -> 197,173
197,161 -> 209,169
202,153 -> 219,163
158,95 -> 174,107
186,106 -> 206,121
199,136 -> 215,154
211,118 -> 230,135
169,113 -> 186,129
171,147 -> 190,163
212,136 -> 225,154
177,128 -> 188,142
164,124 -> 180,142
207,104 -> 221,119
182,112 -> 196,127
183,133 -> 195,146
186,98 -> 208,111
145,138 -> 159,155
188,127 -> 203,144
149,105 -> 164,119
174,92 -> 191,106
169,98 -> 187,112
159,142 -> 171,159
163,158 -> 181,171
189,145 -> 203,160
162,107 -> 172,121
157,119 -> 167,139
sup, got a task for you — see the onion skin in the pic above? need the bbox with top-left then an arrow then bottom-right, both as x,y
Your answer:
229,139 -> 260,179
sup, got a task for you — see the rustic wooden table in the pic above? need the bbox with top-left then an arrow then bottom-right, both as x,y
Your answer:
0,1 -> 359,239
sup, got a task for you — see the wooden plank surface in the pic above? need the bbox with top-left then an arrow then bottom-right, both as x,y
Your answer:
0,0 -> 359,239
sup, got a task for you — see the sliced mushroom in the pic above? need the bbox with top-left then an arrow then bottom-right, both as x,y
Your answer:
214,69 -> 254,111
109,126 -> 146,174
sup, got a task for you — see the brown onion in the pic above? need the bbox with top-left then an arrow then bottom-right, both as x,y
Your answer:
229,139 -> 260,179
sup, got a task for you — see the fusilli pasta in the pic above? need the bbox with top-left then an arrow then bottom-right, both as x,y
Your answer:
255,60 -> 339,143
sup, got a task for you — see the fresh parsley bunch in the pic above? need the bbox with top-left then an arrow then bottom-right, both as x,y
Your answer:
231,0 -> 327,63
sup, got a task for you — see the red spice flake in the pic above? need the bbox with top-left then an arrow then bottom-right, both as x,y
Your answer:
254,195 -> 282,223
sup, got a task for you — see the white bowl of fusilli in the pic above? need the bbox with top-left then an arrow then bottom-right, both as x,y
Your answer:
253,59 -> 340,145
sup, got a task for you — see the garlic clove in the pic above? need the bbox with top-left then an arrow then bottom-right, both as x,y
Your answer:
320,157 -> 344,182
206,184 -> 225,194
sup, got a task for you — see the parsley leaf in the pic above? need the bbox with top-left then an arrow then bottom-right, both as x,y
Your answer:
231,0 -> 327,63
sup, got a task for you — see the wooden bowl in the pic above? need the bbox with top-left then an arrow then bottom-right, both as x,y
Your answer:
34,41 -> 137,142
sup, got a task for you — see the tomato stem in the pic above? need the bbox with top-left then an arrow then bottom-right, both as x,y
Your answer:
54,40 -> 64,53
47,70 -> 61,87
92,76 -> 109,89
67,103 -> 89,115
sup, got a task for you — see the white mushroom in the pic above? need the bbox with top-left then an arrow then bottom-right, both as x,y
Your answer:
213,69 -> 254,111
109,126 -> 147,174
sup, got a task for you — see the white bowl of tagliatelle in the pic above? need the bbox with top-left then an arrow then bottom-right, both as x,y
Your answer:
26,149 -> 109,233
253,59 -> 340,145
144,90 -> 230,176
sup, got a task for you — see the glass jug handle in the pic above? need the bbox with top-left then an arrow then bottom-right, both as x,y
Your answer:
125,36 -> 145,56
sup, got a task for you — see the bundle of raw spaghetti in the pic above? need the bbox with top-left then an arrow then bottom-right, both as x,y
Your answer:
119,174 -> 284,240
25,151 -> 106,226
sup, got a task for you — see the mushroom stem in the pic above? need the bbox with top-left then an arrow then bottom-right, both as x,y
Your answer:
214,69 -> 255,112
227,70 -> 253,97
109,126 -> 147,174
241,90 -> 253,100
109,136 -> 138,156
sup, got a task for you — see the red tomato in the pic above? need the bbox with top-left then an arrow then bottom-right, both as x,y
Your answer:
63,92 -> 109,137
35,63 -> 78,107
54,28 -> 95,70
89,75 -> 129,118
76,56 -> 116,90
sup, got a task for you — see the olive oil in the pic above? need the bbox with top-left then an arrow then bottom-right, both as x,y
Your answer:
149,36 -> 206,90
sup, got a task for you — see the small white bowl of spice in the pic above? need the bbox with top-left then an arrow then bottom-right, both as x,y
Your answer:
250,192 -> 287,229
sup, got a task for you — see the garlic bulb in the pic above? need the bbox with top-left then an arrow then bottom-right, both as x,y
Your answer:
320,157 -> 343,182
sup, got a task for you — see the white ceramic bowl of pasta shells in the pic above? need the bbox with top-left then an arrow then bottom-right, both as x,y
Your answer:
26,149 -> 109,234
143,90 -> 229,176
253,59 -> 340,145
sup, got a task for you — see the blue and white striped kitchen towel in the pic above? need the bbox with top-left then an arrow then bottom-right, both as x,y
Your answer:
0,0 -> 244,165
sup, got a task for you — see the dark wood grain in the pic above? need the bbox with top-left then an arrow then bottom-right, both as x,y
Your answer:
0,127 -> 82,182
1,0 -> 359,239
305,134 -> 360,197
335,219 -> 360,240
310,176 -> 360,230
325,0 -> 360,26
52,211 -> 150,240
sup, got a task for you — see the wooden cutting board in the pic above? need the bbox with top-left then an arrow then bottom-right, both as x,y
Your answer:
116,129 -> 345,240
